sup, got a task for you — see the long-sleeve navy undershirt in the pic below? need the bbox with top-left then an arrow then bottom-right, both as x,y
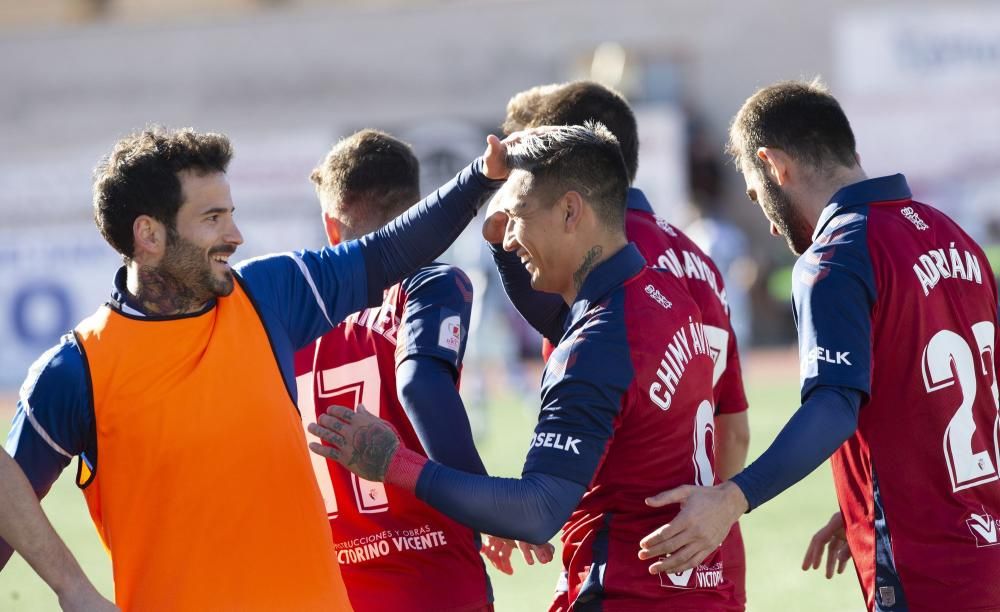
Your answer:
731,385 -> 862,511
414,466 -> 586,545
362,160 -> 499,307
396,356 -> 487,476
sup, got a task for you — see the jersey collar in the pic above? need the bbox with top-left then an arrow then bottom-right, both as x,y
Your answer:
109,266 -> 217,319
568,243 -> 646,324
813,174 -> 911,241
626,188 -> 655,214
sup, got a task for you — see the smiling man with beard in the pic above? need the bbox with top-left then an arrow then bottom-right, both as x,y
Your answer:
2,126 -> 509,610
639,79 -> 1000,612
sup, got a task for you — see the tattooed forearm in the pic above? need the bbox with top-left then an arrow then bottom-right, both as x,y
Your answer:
347,423 -> 400,482
573,246 -> 603,292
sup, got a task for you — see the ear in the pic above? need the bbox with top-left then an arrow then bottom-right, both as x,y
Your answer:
132,215 -> 167,262
756,146 -> 793,187
322,211 -> 342,246
560,191 -> 586,233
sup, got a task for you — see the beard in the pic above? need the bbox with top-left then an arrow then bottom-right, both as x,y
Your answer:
161,228 -> 236,302
760,175 -> 814,255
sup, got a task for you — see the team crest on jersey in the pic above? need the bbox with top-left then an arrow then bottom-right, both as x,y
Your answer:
438,313 -> 462,353
659,561 -> 723,589
967,509 -> 1000,547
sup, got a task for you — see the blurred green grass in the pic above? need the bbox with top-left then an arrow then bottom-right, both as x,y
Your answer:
0,357 -> 863,610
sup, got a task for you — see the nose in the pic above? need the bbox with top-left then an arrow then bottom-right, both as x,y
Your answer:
226,219 -> 245,246
501,217 -> 518,252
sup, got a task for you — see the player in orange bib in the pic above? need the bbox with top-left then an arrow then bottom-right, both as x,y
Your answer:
3,126 -> 510,610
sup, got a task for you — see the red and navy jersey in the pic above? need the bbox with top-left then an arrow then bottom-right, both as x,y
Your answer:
624,189 -> 748,416
793,174 -> 1000,611
533,245 -> 739,611
295,263 -> 491,612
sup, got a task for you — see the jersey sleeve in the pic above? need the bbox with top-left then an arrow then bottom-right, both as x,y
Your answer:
397,264 -> 474,372
522,312 -> 633,486
4,335 -> 94,497
792,213 -> 876,402
236,242 -> 369,351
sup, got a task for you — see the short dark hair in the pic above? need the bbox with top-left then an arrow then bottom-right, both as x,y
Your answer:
506,122 -> 629,230
310,129 -> 420,229
503,81 -> 639,183
92,127 -> 233,258
727,79 -> 857,173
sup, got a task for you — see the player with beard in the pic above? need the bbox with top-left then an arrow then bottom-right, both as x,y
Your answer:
639,80 -> 1000,612
2,126 -> 510,610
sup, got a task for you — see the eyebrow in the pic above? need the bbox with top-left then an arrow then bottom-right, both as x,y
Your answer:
202,206 -> 235,216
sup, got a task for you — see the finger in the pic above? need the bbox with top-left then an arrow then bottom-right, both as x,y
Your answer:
639,524 -> 692,561
308,441 -> 341,461
516,541 -> 534,566
647,542 -> 707,575
825,539 -> 838,579
836,544 -> 851,575
802,539 -> 820,571
323,404 -> 354,422
308,422 -> 347,447
535,543 -> 555,564
645,486 -> 692,508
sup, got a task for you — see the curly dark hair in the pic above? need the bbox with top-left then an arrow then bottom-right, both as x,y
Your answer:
92,126 -> 233,259
503,81 -> 639,184
727,79 -> 857,174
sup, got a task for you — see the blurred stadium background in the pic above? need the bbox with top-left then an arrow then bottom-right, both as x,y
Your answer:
1,1 -> 998,610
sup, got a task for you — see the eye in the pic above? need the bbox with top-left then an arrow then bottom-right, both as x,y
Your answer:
206,214 -> 219,222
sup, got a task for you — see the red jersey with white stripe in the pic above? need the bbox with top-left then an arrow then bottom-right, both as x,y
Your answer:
295,264 -> 491,612
793,174 -> 1000,611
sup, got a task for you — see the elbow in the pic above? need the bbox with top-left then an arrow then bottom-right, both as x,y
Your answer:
520,520 -> 561,546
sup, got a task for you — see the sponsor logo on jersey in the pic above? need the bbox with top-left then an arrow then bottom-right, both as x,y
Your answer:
805,346 -> 852,366
912,243 -> 984,297
644,284 -> 672,310
438,315 -> 462,353
879,586 -> 897,607
900,206 -> 929,231
530,432 -> 581,455
967,509 -> 1000,547
655,216 -> 678,237
659,561 -> 724,589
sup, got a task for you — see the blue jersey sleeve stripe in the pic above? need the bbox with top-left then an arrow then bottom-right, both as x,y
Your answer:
20,400 -> 73,459
288,252 -> 335,329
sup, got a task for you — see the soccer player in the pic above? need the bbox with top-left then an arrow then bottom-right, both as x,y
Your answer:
640,80 -> 1000,611
0,449 -> 116,611
296,129 -> 546,611
309,124 -> 742,610
2,126 -> 509,610
500,81 -> 750,603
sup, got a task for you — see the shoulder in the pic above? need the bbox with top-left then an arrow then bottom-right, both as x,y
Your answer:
401,263 -> 474,308
794,211 -> 872,292
20,334 -> 89,412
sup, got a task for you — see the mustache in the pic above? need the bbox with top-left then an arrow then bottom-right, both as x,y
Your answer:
209,245 -> 237,257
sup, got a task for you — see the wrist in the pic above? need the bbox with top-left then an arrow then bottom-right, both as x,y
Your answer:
721,480 -> 750,516
384,447 -> 429,493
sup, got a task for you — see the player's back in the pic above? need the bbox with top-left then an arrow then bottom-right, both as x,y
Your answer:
625,199 -> 746,414
550,266 -> 739,610
295,264 -> 491,612
804,192 -> 1000,611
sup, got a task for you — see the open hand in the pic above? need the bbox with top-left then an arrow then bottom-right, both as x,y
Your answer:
308,404 -> 400,482
480,535 -> 554,575
802,511 -> 852,578
637,482 -> 748,574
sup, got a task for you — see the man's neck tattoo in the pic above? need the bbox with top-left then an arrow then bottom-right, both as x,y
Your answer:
573,245 -> 603,293
132,266 -> 205,315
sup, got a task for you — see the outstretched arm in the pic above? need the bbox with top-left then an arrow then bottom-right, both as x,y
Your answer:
0,449 -> 116,611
